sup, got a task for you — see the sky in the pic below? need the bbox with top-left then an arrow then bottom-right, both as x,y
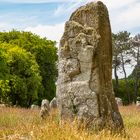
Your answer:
0,0 -> 140,42
0,0 -> 140,77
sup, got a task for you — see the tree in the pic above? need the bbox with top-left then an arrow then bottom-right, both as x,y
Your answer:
0,47 -> 11,103
130,34 -> 140,102
112,31 -> 131,104
112,34 -> 121,94
0,43 -> 42,107
0,47 -> 10,79
0,30 -> 58,102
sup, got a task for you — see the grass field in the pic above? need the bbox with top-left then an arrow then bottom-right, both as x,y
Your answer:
0,106 -> 140,140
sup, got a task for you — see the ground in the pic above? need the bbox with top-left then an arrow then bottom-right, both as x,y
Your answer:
0,106 -> 140,140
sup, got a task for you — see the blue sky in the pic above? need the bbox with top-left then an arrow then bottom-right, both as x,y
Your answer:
0,0 -> 140,43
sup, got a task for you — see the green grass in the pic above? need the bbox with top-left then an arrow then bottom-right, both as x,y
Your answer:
0,106 -> 140,140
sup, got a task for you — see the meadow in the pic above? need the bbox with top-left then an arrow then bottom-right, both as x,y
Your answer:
0,106 -> 140,140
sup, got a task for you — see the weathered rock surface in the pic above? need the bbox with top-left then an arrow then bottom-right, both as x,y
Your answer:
115,97 -> 123,106
57,1 -> 124,130
40,99 -> 50,119
50,97 -> 57,109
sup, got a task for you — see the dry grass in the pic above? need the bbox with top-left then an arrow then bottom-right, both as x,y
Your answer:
0,106 -> 140,140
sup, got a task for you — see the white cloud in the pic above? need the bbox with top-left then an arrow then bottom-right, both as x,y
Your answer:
24,23 -> 65,43
114,3 -> 140,30
0,23 -> 8,29
100,0 -> 140,33
54,1 -> 83,17
0,22 -> 12,31
53,0 -> 95,17
102,0 -> 138,10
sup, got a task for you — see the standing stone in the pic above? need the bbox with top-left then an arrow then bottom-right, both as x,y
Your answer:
136,101 -> 140,107
136,97 -> 140,106
31,104 -> 39,110
0,104 -> 6,108
40,99 -> 50,119
115,97 -> 123,106
57,1 -> 124,130
50,97 -> 57,109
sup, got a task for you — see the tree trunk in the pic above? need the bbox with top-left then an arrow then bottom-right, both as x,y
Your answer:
114,56 -> 119,94
120,52 -> 130,104
134,70 -> 138,102
134,46 -> 140,102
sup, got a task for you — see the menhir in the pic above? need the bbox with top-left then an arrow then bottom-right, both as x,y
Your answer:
57,1 -> 124,131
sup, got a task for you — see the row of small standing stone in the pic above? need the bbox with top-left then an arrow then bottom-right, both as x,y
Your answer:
115,97 -> 140,106
31,97 -> 57,119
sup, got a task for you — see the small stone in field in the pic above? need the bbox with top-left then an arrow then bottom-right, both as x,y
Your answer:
0,104 -> 6,108
50,97 -> 57,109
31,104 -> 39,110
115,97 -> 123,106
40,99 -> 50,119
136,101 -> 140,107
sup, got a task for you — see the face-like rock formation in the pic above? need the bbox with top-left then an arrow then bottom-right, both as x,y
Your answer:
57,1 -> 124,130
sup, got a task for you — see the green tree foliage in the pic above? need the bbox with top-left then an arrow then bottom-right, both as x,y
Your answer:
0,47 -> 9,79
0,80 -> 10,103
0,47 -> 10,103
0,43 -> 42,106
113,79 -> 135,105
0,30 -> 58,106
